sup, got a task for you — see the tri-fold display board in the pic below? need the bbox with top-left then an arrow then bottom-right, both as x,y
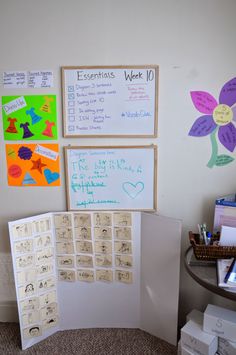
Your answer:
61,65 -> 158,137
9,211 -> 181,350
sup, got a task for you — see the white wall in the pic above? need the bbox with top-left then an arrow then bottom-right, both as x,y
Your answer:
1,0 -> 236,329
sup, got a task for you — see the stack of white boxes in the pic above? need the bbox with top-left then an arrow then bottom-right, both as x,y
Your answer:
178,304 -> 236,355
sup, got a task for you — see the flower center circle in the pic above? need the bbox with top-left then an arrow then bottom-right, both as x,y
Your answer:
213,104 -> 233,126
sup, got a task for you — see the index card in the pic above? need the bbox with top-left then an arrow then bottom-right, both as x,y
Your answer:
95,254 -> 112,267
55,228 -> 73,241
114,227 -> 132,240
115,255 -> 133,268
77,269 -> 94,282
94,241 -> 112,254
20,297 -> 39,313
54,214 -> 72,228
58,269 -> 76,282
74,227 -> 91,240
12,223 -> 32,239
76,241 -> 93,254
33,218 -> 51,233
40,290 -> 57,307
114,241 -> 132,254
35,234 -> 52,249
37,276 -> 56,292
23,325 -> 42,339
18,282 -> 37,299
40,302 -> 58,319
113,212 -> 132,226
16,254 -> 35,270
37,263 -> 54,277
57,255 -> 75,268
76,255 -> 93,268
94,213 -> 112,226
36,248 -> 53,264
42,316 -> 59,330
96,269 -> 113,282
22,310 -> 40,327
17,269 -> 37,284
115,270 -> 133,284
14,239 -> 33,254
56,242 -> 74,254
74,213 -> 91,227
94,227 -> 112,240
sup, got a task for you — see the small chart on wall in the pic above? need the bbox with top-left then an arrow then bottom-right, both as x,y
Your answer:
2,95 -> 58,140
64,145 -> 157,211
61,65 -> 158,137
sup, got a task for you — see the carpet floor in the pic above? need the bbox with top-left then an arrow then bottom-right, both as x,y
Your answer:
0,323 -> 178,355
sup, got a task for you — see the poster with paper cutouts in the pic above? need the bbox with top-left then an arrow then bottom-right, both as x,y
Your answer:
2,95 -> 57,140
6,143 -> 60,186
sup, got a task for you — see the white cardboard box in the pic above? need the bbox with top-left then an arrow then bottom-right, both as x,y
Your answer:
181,320 -> 218,355
203,304 -> 236,343
181,345 -> 195,354
178,339 -> 182,354
218,337 -> 236,355
186,309 -> 204,325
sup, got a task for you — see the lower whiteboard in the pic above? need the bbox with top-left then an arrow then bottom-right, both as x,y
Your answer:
64,145 -> 157,211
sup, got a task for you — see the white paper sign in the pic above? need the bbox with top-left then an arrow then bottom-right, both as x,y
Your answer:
34,144 -> 59,161
2,70 -> 53,89
28,71 -> 53,88
3,71 -> 27,89
3,96 -> 27,115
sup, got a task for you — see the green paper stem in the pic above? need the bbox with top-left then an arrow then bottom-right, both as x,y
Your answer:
207,127 -> 218,168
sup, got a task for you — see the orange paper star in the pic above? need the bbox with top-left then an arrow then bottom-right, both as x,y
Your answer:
31,158 -> 47,174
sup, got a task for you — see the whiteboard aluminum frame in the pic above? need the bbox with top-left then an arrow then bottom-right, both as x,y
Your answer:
64,145 -> 157,211
61,65 -> 159,138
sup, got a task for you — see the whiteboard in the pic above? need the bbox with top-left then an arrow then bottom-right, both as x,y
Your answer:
61,66 -> 158,137
64,145 -> 157,211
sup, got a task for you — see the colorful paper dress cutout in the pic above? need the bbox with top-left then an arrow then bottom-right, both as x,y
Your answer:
40,96 -> 54,113
20,122 -> 34,139
26,107 -> 42,125
42,121 -> 55,137
6,117 -> 18,133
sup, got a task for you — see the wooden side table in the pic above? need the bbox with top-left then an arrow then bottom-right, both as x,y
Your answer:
184,246 -> 236,301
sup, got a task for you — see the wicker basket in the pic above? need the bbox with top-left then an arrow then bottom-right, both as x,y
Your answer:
189,231 -> 236,260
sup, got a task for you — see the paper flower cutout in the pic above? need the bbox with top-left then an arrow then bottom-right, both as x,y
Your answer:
189,77 -> 236,167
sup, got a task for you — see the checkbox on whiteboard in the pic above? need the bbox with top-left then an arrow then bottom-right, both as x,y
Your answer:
68,85 -> 74,92
68,93 -> 75,100
68,101 -> 75,107
69,116 -> 75,122
68,108 -> 75,115
68,125 -> 75,131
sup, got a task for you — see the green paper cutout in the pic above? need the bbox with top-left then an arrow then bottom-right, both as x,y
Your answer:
215,155 -> 234,166
207,128 -> 218,168
2,95 -> 58,141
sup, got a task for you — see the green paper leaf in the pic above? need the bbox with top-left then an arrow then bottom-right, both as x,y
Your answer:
215,154 -> 234,166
